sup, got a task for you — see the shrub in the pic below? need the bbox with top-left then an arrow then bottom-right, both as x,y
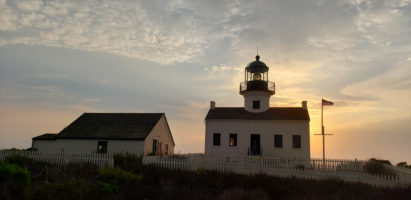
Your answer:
65,163 -> 100,180
33,180 -> 118,200
5,155 -> 33,168
397,162 -> 411,169
218,187 -> 269,200
94,181 -> 119,196
99,167 -> 142,185
364,158 -> 396,176
295,164 -> 305,170
147,152 -> 156,156
168,154 -> 187,159
114,153 -> 143,173
397,162 -> 407,167
195,168 -> 208,176
0,161 -> 31,199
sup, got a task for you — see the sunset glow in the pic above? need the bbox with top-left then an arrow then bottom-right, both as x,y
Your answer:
1,0 -> 410,164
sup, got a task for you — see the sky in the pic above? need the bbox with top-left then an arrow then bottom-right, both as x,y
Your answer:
0,0 -> 410,164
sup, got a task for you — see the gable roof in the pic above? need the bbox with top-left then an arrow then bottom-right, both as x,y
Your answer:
205,107 -> 310,120
33,133 -> 58,140
56,113 -> 164,140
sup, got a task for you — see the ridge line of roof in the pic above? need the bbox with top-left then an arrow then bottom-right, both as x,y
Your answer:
210,107 -> 305,109
82,112 -> 165,114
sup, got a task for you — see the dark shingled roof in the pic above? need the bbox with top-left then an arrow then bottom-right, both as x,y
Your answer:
205,107 -> 310,120
57,113 -> 164,140
33,133 -> 58,140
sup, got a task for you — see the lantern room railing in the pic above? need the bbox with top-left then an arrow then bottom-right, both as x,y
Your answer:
240,80 -> 275,94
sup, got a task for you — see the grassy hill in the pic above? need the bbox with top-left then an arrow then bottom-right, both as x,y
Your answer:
1,154 -> 410,200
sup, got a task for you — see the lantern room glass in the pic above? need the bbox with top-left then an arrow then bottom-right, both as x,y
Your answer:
246,71 -> 268,82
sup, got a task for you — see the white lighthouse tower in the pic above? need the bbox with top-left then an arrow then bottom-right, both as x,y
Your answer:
240,55 -> 275,113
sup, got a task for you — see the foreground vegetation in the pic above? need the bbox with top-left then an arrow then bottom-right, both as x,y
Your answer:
1,154 -> 410,200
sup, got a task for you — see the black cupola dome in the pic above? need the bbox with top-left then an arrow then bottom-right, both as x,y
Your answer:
246,55 -> 268,73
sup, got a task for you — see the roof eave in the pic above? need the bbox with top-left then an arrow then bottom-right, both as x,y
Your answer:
54,137 -> 146,141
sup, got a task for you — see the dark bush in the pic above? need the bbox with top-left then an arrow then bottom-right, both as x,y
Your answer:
99,167 -> 142,185
113,153 -> 142,173
295,164 -> 305,170
65,163 -> 99,180
195,168 -> 208,176
2,156 -> 410,200
397,162 -> 407,167
397,162 -> 411,169
5,155 -> 33,168
218,187 -> 269,200
364,158 -> 396,176
0,161 -> 31,199
33,180 -> 118,200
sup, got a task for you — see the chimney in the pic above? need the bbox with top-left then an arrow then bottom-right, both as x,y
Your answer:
210,101 -> 216,109
302,101 -> 307,110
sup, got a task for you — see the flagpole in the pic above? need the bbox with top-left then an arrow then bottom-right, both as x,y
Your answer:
316,99 -> 333,169
321,99 -> 325,167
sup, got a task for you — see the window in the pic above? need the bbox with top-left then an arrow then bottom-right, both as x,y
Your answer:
152,139 -> 158,154
158,140 -> 162,154
292,135 -> 301,148
213,133 -> 221,146
164,144 -> 169,155
274,135 -> 283,148
229,134 -> 237,146
97,141 -> 107,153
253,100 -> 260,109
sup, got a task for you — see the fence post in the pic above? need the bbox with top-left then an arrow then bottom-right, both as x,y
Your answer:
45,166 -> 49,183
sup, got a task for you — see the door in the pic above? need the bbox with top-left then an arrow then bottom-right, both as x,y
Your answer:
250,134 -> 260,155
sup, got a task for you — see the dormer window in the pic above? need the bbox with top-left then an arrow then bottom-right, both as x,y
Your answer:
253,100 -> 260,109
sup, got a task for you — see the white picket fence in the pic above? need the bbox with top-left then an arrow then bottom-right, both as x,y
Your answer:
143,155 -> 411,188
0,149 -> 114,168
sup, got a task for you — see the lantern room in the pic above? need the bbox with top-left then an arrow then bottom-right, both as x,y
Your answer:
240,55 -> 275,95
245,55 -> 268,82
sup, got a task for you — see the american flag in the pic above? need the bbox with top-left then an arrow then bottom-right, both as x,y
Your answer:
322,99 -> 334,106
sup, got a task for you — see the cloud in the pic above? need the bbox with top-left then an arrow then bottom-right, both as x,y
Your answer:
83,98 -> 101,103
1,0 -> 209,64
341,59 -> 411,96
69,104 -> 101,112
1,0 -> 410,66
203,64 -> 242,72
159,101 -> 209,121
1,0 -> 411,160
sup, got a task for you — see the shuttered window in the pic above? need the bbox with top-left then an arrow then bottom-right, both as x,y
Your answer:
292,135 -> 301,148
213,133 -> 221,146
152,139 -> 158,153
229,134 -> 237,146
274,135 -> 282,148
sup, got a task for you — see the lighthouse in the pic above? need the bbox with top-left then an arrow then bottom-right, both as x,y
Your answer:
240,55 -> 275,113
205,55 -> 310,163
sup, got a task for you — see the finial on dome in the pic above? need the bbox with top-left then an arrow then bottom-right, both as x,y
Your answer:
256,55 -> 260,61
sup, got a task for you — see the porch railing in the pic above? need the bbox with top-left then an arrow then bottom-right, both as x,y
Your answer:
240,81 -> 275,94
